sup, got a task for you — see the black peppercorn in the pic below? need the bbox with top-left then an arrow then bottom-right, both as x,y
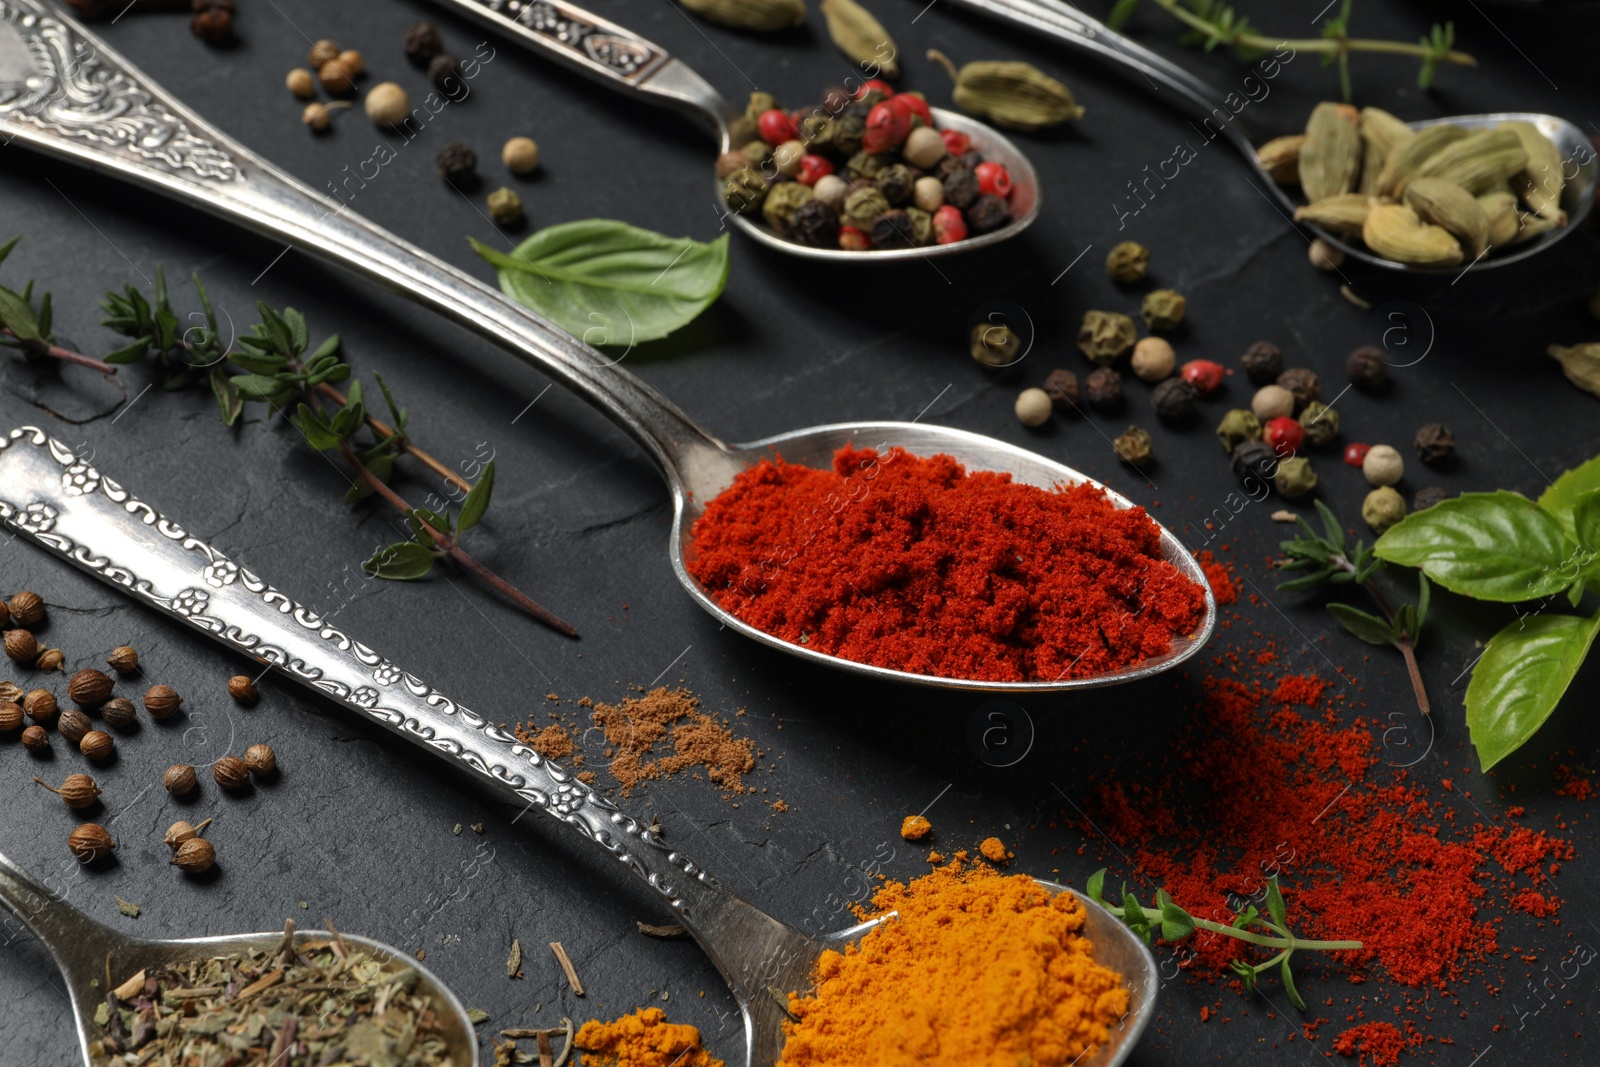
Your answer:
190,3 -> 232,46
1043,369 -> 1081,414
1276,367 -> 1320,412
404,21 -> 444,66
869,209 -> 917,248
871,163 -> 914,206
790,199 -> 840,248
1414,486 -> 1453,511
428,53 -> 463,93
966,195 -> 1011,235
1085,367 -> 1124,412
1151,377 -> 1199,424
1346,345 -> 1389,391
937,150 -> 981,178
1240,340 -> 1283,384
942,168 -> 980,210
436,142 -> 478,187
1230,439 -> 1278,487
1414,423 -> 1456,466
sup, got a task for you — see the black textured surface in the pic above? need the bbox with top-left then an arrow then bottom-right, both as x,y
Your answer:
3,1 -> 1600,1064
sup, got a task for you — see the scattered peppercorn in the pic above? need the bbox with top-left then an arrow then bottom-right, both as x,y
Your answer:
1274,456 -> 1318,499
1106,241 -> 1149,284
80,730 -> 114,762
503,136 -> 541,175
1346,346 -> 1389,391
244,743 -> 278,776
1414,486 -> 1453,511
487,187 -> 524,227
1181,359 -> 1224,397
1308,238 -> 1344,271
1298,401 -> 1339,447
68,668 -> 113,709
428,53 -> 463,92
1151,378 -> 1198,424
68,823 -> 116,863
1012,388 -> 1052,428
228,675 -> 258,704
1114,425 -> 1154,465
970,323 -> 1020,368
1130,337 -> 1175,382
1276,367 -> 1321,412
364,82 -> 410,126
36,773 -> 99,809
1077,310 -> 1137,366
1141,289 -> 1186,330
214,755 -> 250,790
966,195 -> 1010,235
436,142 -> 479,186
1414,423 -> 1456,465
107,645 -> 138,673
21,724 -> 49,752
190,3 -> 232,46
4,628 -> 37,663
23,688 -> 57,725
1363,486 -> 1407,533
1262,416 -> 1305,456
164,763 -> 199,795
1240,340 -> 1284,384
35,647 -> 64,672
1216,409 -> 1263,453
308,39 -> 340,68
790,200 -> 841,247
57,708 -> 92,744
1362,444 -> 1405,487
902,127 -> 946,169
9,591 -> 43,626
1085,367 -> 1124,412
144,684 -> 182,719
286,68 -> 316,99
1043,368 -> 1080,413
0,701 -> 21,732
101,697 -> 137,730
1251,384 -> 1295,421
1343,442 -> 1372,468
172,838 -> 217,874
404,21 -> 445,66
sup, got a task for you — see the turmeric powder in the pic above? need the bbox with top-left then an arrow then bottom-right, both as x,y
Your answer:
574,1007 -> 725,1067
777,860 -> 1128,1067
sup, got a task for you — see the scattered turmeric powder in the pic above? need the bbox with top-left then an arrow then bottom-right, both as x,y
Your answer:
899,814 -> 932,841
777,860 -> 1127,1067
575,1007 -> 725,1067
978,836 -> 1008,864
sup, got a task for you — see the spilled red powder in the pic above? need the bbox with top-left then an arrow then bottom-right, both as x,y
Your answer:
688,446 -> 1207,682
1554,764 -> 1593,800
1271,673 -> 1326,707
1197,550 -> 1239,604
1333,1021 -> 1410,1065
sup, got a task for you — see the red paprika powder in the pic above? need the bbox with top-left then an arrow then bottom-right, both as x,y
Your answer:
687,446 -> 1207,682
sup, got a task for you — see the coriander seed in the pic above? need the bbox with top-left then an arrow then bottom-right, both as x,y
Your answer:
502,136 -> 540,175
1346,346 -> 1389,391
336,49 -> 365,77
1014,388 -> 1052,428
23,688 -> 57,725
1414,423 -> 1455,465
1362,444 -> 1404,487
107,645 -> 139,673
1250,384 -> 1295,421
21,724 -> 48,752
36,773 -> 100,809
0,681 -> 19,702
1085,367 -> 1124,412
1114,425 -> 1154,465
303,101 -> 334,132
228,675 -> 258,704
80,730 -> 114,762
0,600 -> 8,626
1276,367 -> 1320,412
0,701 -> 22,732
404,21 -> 444,66
318,59 -> 357,95
35,648 -> 64,672
1130,337 -> 1175,382
144,684 -> 182,719
1414,486 -> 1453,511
1105,241 -> 1149,284
286,68 -> 316,98
1043,369 -> 1080,413
68,668 -> 113,709
57,708 -> 92,744
214,755 -> 250,790
487,187 -> 524,227
8,591 -> 44,626
244,743 -> 277,776
164,763 -> 198,795
4,628 -> 36,663
364,82 -> 410,125
1240,340 -> 1283,384
308,38 -> 340,68
68,823 -> 116,863
1363,486 -> 1406,533
172,838 -> 217,874
101,698 -> 137,729
164,818 -> 212,850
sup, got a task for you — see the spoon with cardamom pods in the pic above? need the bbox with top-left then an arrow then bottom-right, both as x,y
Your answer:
0,426 -> 1160,1067
427,0 -> 1040,260
0,847 -> 479,1067
932,0 -> 1596,271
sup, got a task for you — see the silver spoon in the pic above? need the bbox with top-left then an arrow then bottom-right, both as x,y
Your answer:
936,0 -> 1597,271
0,2 -> 1216,691
0,848 -> 480,1067
429,0 -> 1040,260
0,426 -> 1161,1067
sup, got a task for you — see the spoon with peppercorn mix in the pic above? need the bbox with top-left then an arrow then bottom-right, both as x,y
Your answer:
428,0 -> 1041,259
0,846 -> 480,1067
0,426 -> 1160,1067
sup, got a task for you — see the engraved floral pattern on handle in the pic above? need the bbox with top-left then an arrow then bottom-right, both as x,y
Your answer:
462,0 -> 664,79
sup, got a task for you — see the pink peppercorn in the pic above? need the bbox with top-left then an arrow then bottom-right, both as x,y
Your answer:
1344,442 -> 1372,468
1263,417 -> 1304,456
932,205 -> 967,244
975,161 -> 1012,198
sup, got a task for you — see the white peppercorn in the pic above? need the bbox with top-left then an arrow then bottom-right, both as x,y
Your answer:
1130,337 -> 1175,382
912,176 -> 944,212
812,174 -> 849,210
1014,388 -> 1053,428
364,82 -> 410,125
1251,384 -> 1295,421
1362,444 -> 1404,487
773,140 -> 806,178
502,136 -> 540,175
902,126 -> 946,168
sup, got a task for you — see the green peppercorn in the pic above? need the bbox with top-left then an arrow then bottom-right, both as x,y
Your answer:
1141,289 -> 1186,330
762,181 -> 814,235
1362,486 -> 1406,533
841,186 -> 890,230
724,167 -> 769,215
846,151 -> 891,183
971,323 -> 1021,368
1106,241 -> 1149,284
1298,401 -> 1339,446
1076,310 -> 1137,366
746,91 -> 781,124
742,140 -> 775,166
905,207 -> 934,246
1273,456 -> 1318,499
816,112 -> 865,156
1216,409 -> 1262,453
1114,425 -> 1154,465
486,187 -> 523,227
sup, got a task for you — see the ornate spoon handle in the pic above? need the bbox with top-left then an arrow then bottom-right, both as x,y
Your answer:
0,427 -> 737,933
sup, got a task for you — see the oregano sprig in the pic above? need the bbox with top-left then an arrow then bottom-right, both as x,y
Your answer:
1086,870 -> 1360,1009
1275,500 -> 1431,716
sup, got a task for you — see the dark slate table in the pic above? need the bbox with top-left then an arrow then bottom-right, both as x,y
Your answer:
2,0 -> 1598,1063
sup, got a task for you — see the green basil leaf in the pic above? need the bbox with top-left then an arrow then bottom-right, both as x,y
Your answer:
210,368 -> 243,427
362,541 -> 437,580
1374,491 -> 1577,602
1327,603 -> 1396,646
1567,488 -> 1600,563
1467,611 -> 1600,770
1537,454 -> 1600,541
457,460 -> 495,535
471,221 -> 729,345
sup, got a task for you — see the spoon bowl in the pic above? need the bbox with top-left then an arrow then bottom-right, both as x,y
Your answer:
0,850 -> 479,1067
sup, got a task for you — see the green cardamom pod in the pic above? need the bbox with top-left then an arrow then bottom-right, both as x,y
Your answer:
1500,120 -> 1566,223
927,49 -> 1083,131
821,0 -> 898,79
1293,193 -> 1372,237
1376,124 -> 1469,198
1299,102 -> 1362,203
1411,128 -> 1528,196
681,0 -> 806,33
1256,134 -> 1304,185
1477,190 -> 1520,248
1357,107 -> 1413,195
1363,202 -> 1463,268
1402,177 -> 1489,258
1549,343 -> 1600,399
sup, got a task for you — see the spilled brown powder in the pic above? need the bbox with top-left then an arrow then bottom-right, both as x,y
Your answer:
521,723 -> 575,762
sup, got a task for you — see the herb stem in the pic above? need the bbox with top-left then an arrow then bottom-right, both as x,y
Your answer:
1128,907 -> 1362,951
314,382 -> 472,497
337,442 -> 578,637
1144,0 -> 1476,66
3,330 -> 118,375
1332,555 -> 1432,716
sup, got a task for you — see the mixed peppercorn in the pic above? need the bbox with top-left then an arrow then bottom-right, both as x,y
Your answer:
721,82 -> 1016,251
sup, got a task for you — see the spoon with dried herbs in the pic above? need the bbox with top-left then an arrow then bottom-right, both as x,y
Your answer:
0,849 -> 478,1067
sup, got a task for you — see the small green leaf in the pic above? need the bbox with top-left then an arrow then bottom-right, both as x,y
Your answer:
373,372 -> 407,434
283,307 -> 309,354
1415,573 -> 1431,630
103,337 -> 152,364
1537,455 -> 1600,541
210,368 -> 243,427
1327,603 -> 1397,646
1566,489 -> 1600,566
1263,875 -> 1288,929
408,507 -> 453,542
1314,499 -> 1345,554
1466,611 -> 1600,770
1375,491 -> 1579,602
344,452 -> 395,503
362,541 -> 438,580
457,461 -> 495,535
231,374 -> 289,401
0,284 -> 41,342
1085,869 -> 1107,904
36,291 -> 52,339
1107,0 -> 1139,29
1158,898 -> 1196,942
0,236 -> 18,268
291,403 -> 343,451
1279,954 -> 1306,1010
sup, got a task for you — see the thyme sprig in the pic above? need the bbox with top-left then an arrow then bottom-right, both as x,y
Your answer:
1107,0 -> 1474,99
1275,500 -> 1430,715
1087,870 -> 1361,1010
